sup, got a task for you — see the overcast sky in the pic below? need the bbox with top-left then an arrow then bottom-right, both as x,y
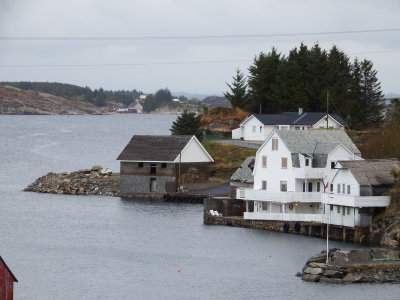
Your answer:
1,0 -> 400,96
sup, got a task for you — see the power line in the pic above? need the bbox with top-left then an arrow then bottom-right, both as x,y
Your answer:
1,28 -> 400,41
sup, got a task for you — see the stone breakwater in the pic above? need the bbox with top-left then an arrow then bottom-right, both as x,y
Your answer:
24,166 -> 120,196
299,248 -> 400,283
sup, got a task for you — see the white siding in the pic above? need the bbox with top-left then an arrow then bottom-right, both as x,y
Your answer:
241,116 -> 265,141
178,138 -> 213,163
312,116 -> 344,129
253,132 -> 295,192
331,169 -> 360,196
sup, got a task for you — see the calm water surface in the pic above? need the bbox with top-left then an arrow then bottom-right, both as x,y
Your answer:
0,114 -> 398,299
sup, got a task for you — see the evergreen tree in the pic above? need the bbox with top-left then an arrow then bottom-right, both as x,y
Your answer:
358,59 -> 385,126
94,88 -> 106,107
170,111 -> 202,140
248,48 -> 282,113
224,68 -> 249,109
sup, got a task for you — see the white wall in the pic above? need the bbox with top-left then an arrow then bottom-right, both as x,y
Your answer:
312,115 -> 344,129
241,116 -> 266,141
253,132 -> 295,192
331,169 -> 360,196
178,138 -> 213,163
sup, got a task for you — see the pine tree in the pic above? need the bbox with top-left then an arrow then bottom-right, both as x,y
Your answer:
170,111 -> 202,140
224,68 -> 249,109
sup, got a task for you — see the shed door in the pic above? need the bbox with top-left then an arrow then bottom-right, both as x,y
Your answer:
150,178 -> 157,192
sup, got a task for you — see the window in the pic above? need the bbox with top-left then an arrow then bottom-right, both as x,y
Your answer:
308,182 -> 313,192
281,157 -> 287,169
347,185 -> 351,194
262,180 -> 267,190
161,163 -> 167,168
261,156 -> 267,168
342,184 -> 345,194
337,184 -> 341,193
317,182 -> 321,192
252,126 -> 256,133
260,126 -> 262,132
295,126 -> 300,130
138,162 -> 144,168
280,181 -> 287,192
262,202 -> 269,210
305,159 -> 309,166
302,182 -> 306,192
330,205 -> 333,211
331,162 -> 336,169
150,163 -> 157,174
272,138 -> 279,150
347,207 -> 351,215
342,207 -> 346,216
239,189 -> 245,198
337,206 -> 340,213
330,184 -> 333,192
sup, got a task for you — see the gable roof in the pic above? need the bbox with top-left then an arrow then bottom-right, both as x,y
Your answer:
248,112 -> 346,126
117,135 -> 194,162
0,256 -> 18,282
230,156 -> 255,183
275,130 -> 360,155
338,159 -> 400,186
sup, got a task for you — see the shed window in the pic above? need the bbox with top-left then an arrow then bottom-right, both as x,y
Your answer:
262,156 -> 267,168
138,162 -> 144,168
161,163 -> 167,168
272,138 -> 279,150
342,184 -> 346,194
347,185 -> 351,194
305,159 -> 309,166
337,184 -> 341,193
281,157 -> 287,169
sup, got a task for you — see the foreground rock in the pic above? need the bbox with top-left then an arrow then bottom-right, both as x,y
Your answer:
299,248 -> 400,283
24,166 -> 120,196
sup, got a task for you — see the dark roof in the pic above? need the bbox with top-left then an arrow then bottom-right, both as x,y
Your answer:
338,159 -> 400,186
252,114 -> 298,125
0,256 -> 18,282
293,112 -> 346,126
117,135 -> 193,162
250,112 -> 346,126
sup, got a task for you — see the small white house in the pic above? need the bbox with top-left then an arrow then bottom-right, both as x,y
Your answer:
236,130 -> 396,228
232,109 -> 346,141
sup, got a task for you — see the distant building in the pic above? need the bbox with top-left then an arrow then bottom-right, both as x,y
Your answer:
117,135 -> 214,194
232,109 -> 346,141
236,130 -> 397,228
0,256 -> 18,300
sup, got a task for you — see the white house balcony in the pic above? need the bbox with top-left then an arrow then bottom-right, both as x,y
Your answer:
322,194 -> 391,208
294,167 -> 325,179
244,212 -> 324,222
237,188 -> 323,203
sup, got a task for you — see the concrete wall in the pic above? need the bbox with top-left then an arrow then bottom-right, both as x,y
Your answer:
120,175 -> 176,194
121,162 -> 175,176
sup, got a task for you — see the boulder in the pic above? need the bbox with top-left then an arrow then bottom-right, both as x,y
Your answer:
302,274 -> 320,282
304,267 -> 324,275
381,239 -> 399,248
342,274 -> 362,283
323,269 -> 346,278
370,248 -> 399,259
331,250 -> 350,264
348,249 -> 372,263
319,277 -> 343,284
309,262 -> 327,269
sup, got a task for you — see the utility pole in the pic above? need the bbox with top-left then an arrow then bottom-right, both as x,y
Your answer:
259,103 -> 262,114
326,91 -> 329,129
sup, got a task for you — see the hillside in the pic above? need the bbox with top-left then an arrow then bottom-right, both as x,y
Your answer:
201,96 -> 231,108
0,85 -> 104,115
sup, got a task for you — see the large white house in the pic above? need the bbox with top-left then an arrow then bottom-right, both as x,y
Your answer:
236,130 -> 398,228
232,109 -> 346,141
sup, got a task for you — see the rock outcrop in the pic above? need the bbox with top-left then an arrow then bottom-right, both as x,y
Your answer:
24,166 -> 119,196
299,248 -> 400,283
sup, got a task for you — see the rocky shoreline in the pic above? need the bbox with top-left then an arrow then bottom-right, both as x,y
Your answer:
24,166 -> 120,196
299,248 -> 400,283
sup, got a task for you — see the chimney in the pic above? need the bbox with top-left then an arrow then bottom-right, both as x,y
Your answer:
298,108 -> 303,115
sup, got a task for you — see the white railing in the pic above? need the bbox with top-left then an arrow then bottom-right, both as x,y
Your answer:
244,212 -> 324,222
294,167 -> 325,179
237,189 -> 323,203
322,194 -> 391,207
